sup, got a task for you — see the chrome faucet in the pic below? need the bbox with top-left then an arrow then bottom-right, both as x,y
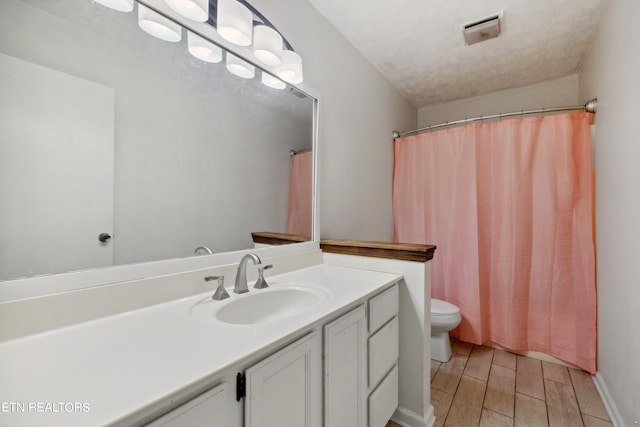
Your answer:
234,253 -> 261,294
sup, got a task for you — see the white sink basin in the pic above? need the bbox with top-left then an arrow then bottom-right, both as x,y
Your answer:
191,284 -> 330,325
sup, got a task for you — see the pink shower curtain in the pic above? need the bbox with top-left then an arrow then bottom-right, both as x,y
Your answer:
393,113 -> 596,373
285,151 -> 312,236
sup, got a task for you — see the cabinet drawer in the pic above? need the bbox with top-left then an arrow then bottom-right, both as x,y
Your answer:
368,316 -> 398,387
368,284 -> 398,333
368,364 -> 398,427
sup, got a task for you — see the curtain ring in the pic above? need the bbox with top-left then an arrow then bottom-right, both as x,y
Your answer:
499,112 -> 503,122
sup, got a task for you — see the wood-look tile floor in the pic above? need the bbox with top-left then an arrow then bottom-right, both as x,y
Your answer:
386,339 -> 611,427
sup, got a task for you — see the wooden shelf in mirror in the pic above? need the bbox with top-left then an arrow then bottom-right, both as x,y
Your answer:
320,240 -> 436,263
251,231 -> 311,245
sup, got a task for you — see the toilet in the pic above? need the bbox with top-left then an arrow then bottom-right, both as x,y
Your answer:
430,298 -> 462,362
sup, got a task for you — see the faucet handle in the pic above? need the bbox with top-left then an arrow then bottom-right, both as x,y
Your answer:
254,265 -> 273,289
206,275 -> 229,300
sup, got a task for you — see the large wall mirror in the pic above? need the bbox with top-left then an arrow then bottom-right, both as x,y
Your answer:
0,0 -> 316,284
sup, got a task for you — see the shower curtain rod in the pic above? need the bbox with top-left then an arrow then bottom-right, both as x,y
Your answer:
392,98 -> 598,139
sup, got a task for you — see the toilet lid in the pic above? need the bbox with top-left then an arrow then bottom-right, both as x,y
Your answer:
431,298 -> 459,315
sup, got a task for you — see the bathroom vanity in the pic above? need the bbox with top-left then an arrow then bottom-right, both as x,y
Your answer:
0,264 -> 401,427
152,279 -> 399,427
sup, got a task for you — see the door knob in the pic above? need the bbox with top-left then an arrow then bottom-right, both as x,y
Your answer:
98,233 -> 112,243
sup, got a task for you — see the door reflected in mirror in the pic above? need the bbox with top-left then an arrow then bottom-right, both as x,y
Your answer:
0,0 -> 315,281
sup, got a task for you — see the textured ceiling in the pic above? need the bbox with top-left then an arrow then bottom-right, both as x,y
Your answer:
307,0 -> 608,108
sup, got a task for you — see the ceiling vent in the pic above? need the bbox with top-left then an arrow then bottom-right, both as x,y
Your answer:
463,13 -> 502,45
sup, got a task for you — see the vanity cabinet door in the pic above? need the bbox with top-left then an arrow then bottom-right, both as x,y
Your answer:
146,382 -> 233,427
245,331 -> 322,427
324,304 -> 367,427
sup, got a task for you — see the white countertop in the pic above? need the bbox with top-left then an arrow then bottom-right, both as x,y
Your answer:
0,264 -> 401,427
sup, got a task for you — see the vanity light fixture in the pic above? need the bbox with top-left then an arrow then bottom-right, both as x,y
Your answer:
278,50 -> 303,84
94,0 -> 134,12
188,31 -> 223,63
138,4 -> 182,42
92,0 -> 304,84
164,0 -> 208,22
253,25 -> 283,67
226,52 -> 255,79
261,72 -> 286,90
216,0 -> 253,46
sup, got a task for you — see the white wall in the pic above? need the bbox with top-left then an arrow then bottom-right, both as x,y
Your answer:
579,0 -> 640,424
417,75 -> 579,127
249,0 -> 417,243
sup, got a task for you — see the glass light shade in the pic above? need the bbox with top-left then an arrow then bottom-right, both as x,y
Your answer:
94,0 -> 134,12
226,53 -> 255,79
188,31 -> 223,63
164,0 -> 208,22
138,4 -> 182,42
253,25 -> 282,67
261,72 -> 286,90
277,50 -> 303,84
216,0 -> 253,46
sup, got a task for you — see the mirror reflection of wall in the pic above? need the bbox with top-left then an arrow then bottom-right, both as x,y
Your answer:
0,0 -> 315,281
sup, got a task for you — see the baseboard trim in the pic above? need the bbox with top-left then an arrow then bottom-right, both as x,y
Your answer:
391,405 -> 435,427
593,372 -> 624,427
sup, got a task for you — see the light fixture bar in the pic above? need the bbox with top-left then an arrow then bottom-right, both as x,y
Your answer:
233,0 -> 294,51
99,0 -> 304,85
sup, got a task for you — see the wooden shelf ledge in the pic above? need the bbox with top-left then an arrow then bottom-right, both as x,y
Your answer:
251,231 -> 311,245
320,239 -> 436,263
